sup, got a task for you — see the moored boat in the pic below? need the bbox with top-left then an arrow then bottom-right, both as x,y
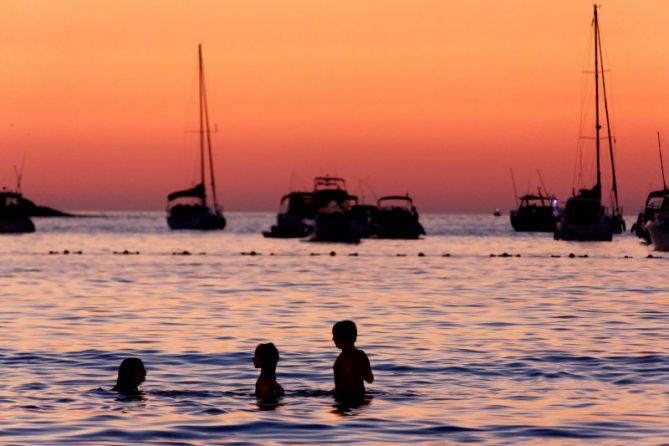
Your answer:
555,5 -> 624,242
510,190 -> 560,232
263,191 -> 315,238
0,190 -> 35,234
167,44 -> 225,231
375,194 -> 425,239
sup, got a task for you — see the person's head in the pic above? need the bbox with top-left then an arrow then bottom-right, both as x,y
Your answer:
332,320 -> 357,349
114,357 -> 146,392
254,343 -> 280,371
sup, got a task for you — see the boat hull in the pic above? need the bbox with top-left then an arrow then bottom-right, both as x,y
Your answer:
510,209 -> 557,232
554,222 -> 612,241
311,212 -> 361,243
167,208 -> 226,230
0,216 -> 35,234
646,221 -> 669,251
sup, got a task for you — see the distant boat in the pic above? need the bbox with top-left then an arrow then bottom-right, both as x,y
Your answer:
645,206 -> 669,251
167,44 -> 226,231
309,176 -> 361,243
375,194 -> 425,239
632,132 -> 669,243
493,208 -> 502,217
555,6 -> 624,242
510,189 -> 560,232
263,191 -> 315,238
0,190 -> 35,233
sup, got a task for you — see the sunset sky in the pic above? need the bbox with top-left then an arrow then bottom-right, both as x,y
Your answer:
2,0 -> 669,212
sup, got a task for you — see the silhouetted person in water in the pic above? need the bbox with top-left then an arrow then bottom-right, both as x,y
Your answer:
112,358 -> 146,393
331,320 -> 373,401
254,343 -> 284,400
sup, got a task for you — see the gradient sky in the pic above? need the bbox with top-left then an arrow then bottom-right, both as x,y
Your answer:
2,0 -> 669,212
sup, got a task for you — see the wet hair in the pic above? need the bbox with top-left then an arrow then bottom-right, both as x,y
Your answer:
333,320 -> 357,344
113,357 -> 145,392
255,343 -> 280,370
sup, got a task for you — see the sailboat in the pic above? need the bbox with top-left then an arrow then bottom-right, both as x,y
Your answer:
167,44 -> 226,230
554,5 -> 624,242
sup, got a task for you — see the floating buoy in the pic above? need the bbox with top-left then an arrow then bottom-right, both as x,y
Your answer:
442,253 -> 450,257
418,252 -> 425,257
647,254 -> 655,259
329,251 -> 336,256
173,250 -> 191,256
568,253 -> 576,258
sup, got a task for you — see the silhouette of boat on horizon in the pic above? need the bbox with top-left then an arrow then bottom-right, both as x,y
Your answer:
309,177 -> 361,243
374,194 -> 425,239
644,195 -> 669,251
262,191 -> 315,238
0,190 -> 35,233
632,133 -> 669,244
264,176 -> 362,242
510,189 -> 560,232
167,44 -> 225,231
554,5 -> 625,242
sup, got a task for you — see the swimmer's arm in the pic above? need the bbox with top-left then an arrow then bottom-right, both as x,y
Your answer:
275,382 -> 285,397
363,352 -> 374,383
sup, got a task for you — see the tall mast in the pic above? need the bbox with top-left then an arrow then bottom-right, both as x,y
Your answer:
659,131 -> 668,190
596,7 -> 619,212
593,4 -> 601,196
198,44 -> 207,206
200,47 -> 220,211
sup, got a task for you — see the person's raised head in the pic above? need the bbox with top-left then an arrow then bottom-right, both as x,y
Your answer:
332,320 -> 357,346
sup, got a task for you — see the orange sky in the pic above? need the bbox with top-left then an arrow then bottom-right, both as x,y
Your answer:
2,0 -> 669,212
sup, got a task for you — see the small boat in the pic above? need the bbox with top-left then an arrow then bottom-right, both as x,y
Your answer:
493,208 -> 502,217
510,189 -> 560,232
555,6 -> 624,242
309,176 -> 361,243
645,196 -> 669,250
167,44 -> 226,231
0,190 -> 35,233
375,195 -> 425,239
632,133 -> 669,243
263,191 -> 316,238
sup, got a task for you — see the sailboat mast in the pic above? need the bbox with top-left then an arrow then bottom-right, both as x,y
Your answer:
659,131 -> 668,190
200,48 -> 220,211
596,10 -> 620,212
198,44 -> 207,207
593,4 -> 601,195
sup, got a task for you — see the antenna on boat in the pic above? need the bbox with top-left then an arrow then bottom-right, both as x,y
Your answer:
658,131 -> 667,190
13,165 -> 23,193
536,169 -> 548,196
510,168 -> 519,208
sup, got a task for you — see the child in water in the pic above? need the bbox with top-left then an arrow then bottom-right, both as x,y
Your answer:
331,320 -> 374,400
254,343 -> 284,400
112,357 -> 146,393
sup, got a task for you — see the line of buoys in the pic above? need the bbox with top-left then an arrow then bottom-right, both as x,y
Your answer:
490,252 -> 521,258
113,250 -> 139,255
49,250 -> 82,255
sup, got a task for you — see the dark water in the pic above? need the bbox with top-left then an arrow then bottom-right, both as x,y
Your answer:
1,212 -> 668,444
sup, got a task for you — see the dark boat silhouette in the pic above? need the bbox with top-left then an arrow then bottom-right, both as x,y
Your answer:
263,191 -> 316,238
167,44 -> 225,231
309,177 -> 361,243
644,196 -> 669,251
510,189 -> 560,232
555,5 -> 624,242
375,195 -> 425,239
0,190 -> 35,233
632,133 -> 669,243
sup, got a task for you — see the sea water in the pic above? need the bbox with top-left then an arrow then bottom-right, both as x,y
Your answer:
0,213 -> 668,445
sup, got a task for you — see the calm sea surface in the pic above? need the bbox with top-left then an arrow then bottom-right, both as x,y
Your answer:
1,212 -> 668,445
